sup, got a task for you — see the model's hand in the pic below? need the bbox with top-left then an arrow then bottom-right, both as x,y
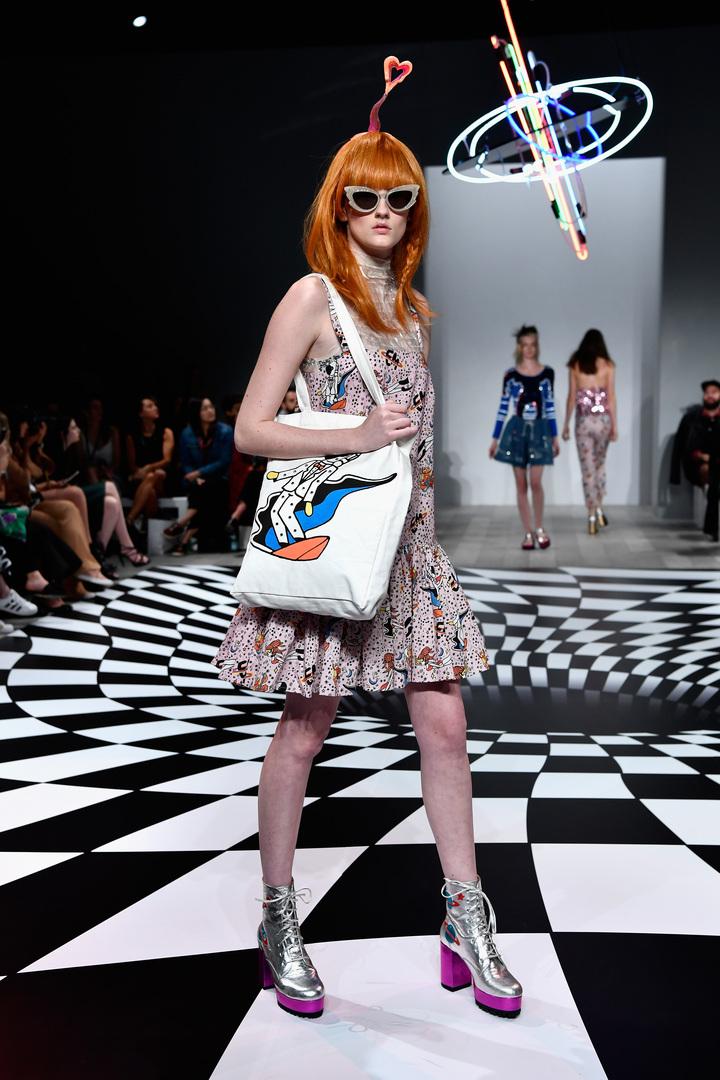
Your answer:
609,429 -> 618,443
354,403 -> 418,452
195,477 -> 206,486
488,439 -> 498,459
562,426 -> 570,441
552,438 -> 560,457
185,470 -> 201,483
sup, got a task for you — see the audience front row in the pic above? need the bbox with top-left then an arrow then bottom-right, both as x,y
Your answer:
0,388 -> 297,630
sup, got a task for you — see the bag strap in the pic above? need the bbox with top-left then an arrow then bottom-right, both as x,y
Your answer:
293,273 -> 386,414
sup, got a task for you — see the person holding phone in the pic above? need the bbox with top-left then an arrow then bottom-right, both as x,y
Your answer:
5,413 -> 112,591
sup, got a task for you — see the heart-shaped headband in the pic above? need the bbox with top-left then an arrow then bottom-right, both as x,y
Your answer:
368,55 -> 413,132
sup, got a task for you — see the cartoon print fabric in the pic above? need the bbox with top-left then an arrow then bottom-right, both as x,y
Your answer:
212,266 -> 490,698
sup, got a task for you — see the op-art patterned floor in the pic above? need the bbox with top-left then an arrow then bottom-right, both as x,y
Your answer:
0,562 -> 719,1079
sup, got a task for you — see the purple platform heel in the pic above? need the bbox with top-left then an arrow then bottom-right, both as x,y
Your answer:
439,876 -> 523,1019
256,879 -> 325,1019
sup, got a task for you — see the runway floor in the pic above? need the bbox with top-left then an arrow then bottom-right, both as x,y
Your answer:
0,542 -> 719,1078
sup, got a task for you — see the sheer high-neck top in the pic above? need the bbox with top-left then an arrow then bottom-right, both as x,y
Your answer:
301,249 -> 420,366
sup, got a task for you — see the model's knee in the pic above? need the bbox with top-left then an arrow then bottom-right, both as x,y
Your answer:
418,715 -> 468,755
530,477 -> 543,495
275,720 -> 330,762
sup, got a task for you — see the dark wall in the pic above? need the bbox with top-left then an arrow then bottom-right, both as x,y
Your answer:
2,25 -> 717,431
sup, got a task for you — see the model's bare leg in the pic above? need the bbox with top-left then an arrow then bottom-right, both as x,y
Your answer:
529,465 -> 544,529
404,679 -> 477,881
513,467 -> 532,533
258,691 -> 342,885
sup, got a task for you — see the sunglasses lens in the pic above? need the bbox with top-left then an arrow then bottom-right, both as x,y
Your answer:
387,188 -> 415,211
351,190 -> 378,211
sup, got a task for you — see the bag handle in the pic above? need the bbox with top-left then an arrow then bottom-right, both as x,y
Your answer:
293,273 -> 386,414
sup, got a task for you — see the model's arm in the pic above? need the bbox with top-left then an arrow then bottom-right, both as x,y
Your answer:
562,366 -> 577,439
542,369 -> 559,437
606,361 -> 618,440
488,372 -> 511,458
235,276 -> 418,459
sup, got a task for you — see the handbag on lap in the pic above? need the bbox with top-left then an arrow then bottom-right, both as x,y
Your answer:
229,273 -> 416,620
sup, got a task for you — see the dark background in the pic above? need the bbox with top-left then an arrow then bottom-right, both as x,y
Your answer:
2,5 -> 717,425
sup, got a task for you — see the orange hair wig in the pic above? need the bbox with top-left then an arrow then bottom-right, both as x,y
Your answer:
303,130 -> 435,335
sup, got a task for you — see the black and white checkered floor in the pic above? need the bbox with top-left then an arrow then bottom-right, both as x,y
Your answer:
0,562 -> 719,1079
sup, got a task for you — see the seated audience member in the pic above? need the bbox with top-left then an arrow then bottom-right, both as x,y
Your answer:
125,396 -> 175,534
0,543 -> 12,634
224,387 -> 272,551
277,385 -> 298,416
0,443 -> 38,623
80,397 -> 122,485
0,411 -> 99,602
7,412 -> 112,589
54,416 -> 149,566
16,414 -> 97,542
225,452 -> 266,552
671,378 -> 720,541
0,543 -> 37,622
222,393 -> 245,426
164,397 -> 232,554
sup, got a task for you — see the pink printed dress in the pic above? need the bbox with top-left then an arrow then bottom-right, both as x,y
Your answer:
212,250 -> 490,698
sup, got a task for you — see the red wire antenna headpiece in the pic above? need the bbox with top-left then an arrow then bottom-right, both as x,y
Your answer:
368,55 -> 413,132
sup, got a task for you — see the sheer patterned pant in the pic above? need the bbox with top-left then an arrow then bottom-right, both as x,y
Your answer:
575,413 -> 612,511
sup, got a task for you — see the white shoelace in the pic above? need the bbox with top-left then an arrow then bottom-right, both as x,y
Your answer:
255,886 -> 313,958
441,880 -> 500,958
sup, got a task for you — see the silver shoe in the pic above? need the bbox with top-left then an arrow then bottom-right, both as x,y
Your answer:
256,878 -> 325,1018
440,875 -> 523,1017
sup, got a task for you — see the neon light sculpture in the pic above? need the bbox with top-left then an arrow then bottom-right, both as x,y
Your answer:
446,0 -> 653,260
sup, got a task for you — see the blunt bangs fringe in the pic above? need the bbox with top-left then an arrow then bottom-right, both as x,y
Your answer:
303,131 -> 435,336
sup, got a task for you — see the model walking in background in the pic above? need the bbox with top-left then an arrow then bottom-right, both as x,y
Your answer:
489,325 -> 559,550
562,329 -> 617,534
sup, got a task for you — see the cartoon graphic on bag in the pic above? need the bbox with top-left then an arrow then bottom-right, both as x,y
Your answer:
251,453 -> 397,560
229,273 -> 415,621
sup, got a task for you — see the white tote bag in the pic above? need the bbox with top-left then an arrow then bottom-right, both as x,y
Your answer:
229,273 -> 416,620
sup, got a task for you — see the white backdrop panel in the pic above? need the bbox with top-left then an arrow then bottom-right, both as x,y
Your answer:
424,158 -> 665,506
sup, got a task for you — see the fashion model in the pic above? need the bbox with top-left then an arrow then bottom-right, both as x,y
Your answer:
212,59 -> 522,1021
488,325 -> 559,550
561,329 -> 617,534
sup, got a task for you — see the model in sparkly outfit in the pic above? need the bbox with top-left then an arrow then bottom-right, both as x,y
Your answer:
489,325 -> 559,550
562,329 -> 617,534
213,59 -> 523,1022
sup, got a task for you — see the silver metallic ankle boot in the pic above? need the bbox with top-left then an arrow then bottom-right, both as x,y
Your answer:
256,878 -> 325,1018
439,875 -> 523,1018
